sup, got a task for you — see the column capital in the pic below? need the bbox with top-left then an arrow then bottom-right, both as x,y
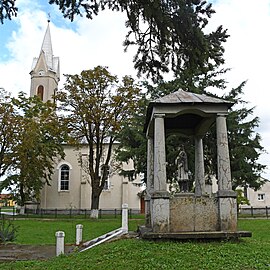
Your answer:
153,113 -> 166,119
216,113 -> 228,117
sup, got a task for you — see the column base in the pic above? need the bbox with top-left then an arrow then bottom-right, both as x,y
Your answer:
217,191 -> 237,231
150,191 -> 170,233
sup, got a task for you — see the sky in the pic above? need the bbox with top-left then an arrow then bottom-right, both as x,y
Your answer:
0,0 -> 270,180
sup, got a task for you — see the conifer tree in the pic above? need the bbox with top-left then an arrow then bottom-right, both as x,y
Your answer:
224,82 -> 266,189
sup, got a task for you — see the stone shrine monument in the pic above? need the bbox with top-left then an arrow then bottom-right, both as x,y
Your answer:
141,90 -> 251,239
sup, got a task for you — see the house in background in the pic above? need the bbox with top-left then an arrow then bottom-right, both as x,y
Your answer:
240,178 -> 270,208
211,175 -> 270,209
0,194 -> 16,207
30,22 -> 144,212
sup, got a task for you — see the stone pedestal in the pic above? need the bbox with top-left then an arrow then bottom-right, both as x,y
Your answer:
150,192 -> 170,233
217,191 -> 237,231
170,194 -> 219,232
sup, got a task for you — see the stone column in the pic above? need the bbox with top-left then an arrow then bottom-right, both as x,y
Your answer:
194,136 -> 205,196
151,114 -> 170,233
153,114 -> 167,191
145,136 -> 154,227
147,136 -> 154,193
216,114 -> 232,191
216,114 -> 237,231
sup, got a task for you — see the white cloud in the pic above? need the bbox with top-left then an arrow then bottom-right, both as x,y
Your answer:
0,5 -> 137,96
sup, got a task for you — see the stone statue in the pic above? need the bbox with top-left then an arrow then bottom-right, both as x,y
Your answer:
175,146 -> 192,192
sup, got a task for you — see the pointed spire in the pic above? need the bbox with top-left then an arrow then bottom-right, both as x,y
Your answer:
41,21 -> 53,70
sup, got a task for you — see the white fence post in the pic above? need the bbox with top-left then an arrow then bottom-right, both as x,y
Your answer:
76,224 -> 83,245
122,203 -> 128,233
55,231 -> 65,256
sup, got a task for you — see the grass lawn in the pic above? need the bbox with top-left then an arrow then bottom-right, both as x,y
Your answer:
0,218 -> 270,269
3,217 -> 144,245
0,207 -> 15,213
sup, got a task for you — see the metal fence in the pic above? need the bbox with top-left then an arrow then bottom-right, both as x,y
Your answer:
239,206 -> 270,218
0,206 -> 141,219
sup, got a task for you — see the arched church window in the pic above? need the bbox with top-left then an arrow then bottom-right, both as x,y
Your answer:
60,165 -> 70,191
37,85 -> 44,101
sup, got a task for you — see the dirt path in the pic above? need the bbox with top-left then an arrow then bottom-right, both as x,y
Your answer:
0,244 -> 75,262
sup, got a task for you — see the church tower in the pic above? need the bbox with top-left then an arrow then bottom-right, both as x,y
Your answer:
30,21 -> 60,102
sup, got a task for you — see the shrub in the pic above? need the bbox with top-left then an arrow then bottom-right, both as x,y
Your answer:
0,215 -> 18,243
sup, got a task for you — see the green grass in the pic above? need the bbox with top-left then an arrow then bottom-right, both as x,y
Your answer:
0,207 -> 15,213
9,217 -> 143,245
14,219 -> 120,245
1,218 -> 270,269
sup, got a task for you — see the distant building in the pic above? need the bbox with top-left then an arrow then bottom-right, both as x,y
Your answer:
30,22 -> 144,212
211,175 -> 270,208
241,179 -> 270,208
0,194 -> 15,207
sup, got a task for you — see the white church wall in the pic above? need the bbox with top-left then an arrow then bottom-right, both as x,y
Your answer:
40,144 -> 142,210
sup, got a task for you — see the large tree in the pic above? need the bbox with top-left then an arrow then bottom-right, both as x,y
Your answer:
0,88 -> 20,178
1,0 -> 228,84
118,80 -> 267,192
55,66 -> 140,218
0,92 -> 65,207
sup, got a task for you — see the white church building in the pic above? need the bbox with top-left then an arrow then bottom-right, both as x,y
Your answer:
29,22 -> 144,213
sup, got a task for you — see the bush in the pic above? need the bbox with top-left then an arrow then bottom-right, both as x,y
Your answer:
0,215 -> 18,243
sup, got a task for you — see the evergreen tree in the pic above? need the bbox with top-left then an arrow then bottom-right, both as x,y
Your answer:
225,82 -> 266,190
116,92 -> 148,181
0,0 -> 17,24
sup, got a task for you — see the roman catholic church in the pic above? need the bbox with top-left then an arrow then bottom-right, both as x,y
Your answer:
29,22 -> 143,212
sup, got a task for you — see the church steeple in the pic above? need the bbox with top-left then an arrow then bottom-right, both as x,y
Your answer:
41,22 -> 54,71
30,21 -> 60,102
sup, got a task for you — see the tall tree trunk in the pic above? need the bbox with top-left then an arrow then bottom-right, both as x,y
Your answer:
90,186 -> 101,219
19,182 -> 26,214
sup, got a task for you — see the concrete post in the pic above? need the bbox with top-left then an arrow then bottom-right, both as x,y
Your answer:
55,231 -> 65,256
194,136 -> 205,196
76,224 -> 83,245
122,203 -> 128,233
153,114 -> 167,191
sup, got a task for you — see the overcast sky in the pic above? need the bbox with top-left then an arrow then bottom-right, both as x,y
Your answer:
0,0 -> 270,180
